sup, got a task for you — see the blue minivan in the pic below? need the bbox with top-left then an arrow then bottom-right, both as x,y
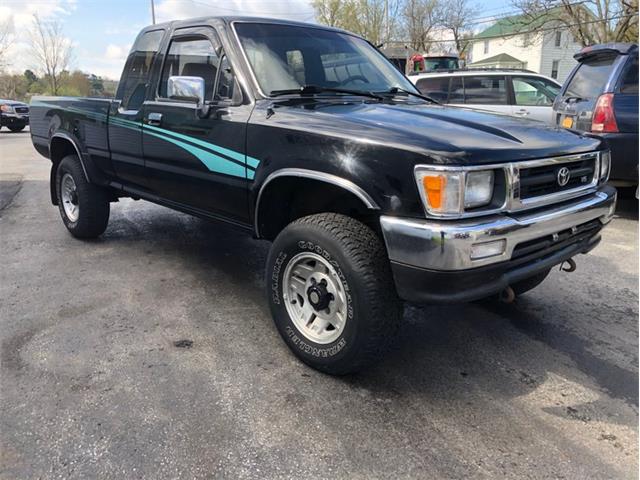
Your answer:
553,43 -> 638,186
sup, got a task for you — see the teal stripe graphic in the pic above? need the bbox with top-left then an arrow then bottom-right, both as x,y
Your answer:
31,102 -> 260,179
143,130 -> 246,178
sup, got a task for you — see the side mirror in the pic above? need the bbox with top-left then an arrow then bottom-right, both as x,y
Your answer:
167,76 -> 211,117
167,76 -> 205,104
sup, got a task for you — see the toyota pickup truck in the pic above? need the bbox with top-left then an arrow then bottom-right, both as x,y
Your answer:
30,17 -> 617,374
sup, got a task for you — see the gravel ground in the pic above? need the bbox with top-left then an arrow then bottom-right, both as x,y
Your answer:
1,128 -> 638,479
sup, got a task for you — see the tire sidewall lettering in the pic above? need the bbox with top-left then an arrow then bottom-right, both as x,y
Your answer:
271,239 -> 353,358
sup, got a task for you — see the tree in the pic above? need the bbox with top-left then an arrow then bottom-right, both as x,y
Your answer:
402,0 -> 443,52
0,17 -> 14,70
311,0 -> 399,45
511,0 -> 639,46
312,0 -> 346,27
24,69 -> 38,86
440,0 -> 477,55
27,14 -> 73,95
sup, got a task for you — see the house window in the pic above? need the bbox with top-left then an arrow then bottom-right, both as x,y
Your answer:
555,31 -> 562,47
551,60 -> 560,79
483,40 -> 489,54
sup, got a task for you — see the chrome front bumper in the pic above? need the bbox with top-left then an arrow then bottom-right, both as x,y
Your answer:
380,186 -> 617,272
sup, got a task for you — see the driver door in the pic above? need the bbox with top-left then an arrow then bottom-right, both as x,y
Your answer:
141,26 -> 253,224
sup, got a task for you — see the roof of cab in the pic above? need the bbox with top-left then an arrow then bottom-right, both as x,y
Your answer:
139,16 -> 351,36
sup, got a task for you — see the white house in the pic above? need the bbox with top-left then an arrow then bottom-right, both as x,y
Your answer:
469,14 -> 583,82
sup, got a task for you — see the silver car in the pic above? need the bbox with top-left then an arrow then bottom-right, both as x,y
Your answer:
409,69 -> 561,123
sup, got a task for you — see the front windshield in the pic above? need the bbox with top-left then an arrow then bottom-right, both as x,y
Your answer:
234,22 -> 418,96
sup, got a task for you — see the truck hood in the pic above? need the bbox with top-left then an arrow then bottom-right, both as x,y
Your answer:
267,100 -> 602,164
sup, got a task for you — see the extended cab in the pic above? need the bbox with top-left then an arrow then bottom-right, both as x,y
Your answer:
30,17 -> 617,374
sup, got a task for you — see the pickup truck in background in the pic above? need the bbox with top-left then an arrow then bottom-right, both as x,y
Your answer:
1,98 -> 30,132
30,17 -> 617,374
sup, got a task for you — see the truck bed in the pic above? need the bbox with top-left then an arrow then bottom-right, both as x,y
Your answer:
30,96 -> 115,162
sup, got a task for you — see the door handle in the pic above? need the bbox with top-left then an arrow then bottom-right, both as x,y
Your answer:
146,112 -> 163,126
514,109 -> 530,116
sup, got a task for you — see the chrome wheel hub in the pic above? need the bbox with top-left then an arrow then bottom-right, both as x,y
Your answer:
282,252 -> 347,344
61,173 -> 79,222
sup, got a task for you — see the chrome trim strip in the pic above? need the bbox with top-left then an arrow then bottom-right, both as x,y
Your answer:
414,151 -> 602,219
380,185 -> 616,271
50,133 -> 90,181
254,168 -> 379,237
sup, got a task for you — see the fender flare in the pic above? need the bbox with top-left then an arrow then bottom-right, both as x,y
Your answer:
253,168 -> 380,237
50,132 -> 91,182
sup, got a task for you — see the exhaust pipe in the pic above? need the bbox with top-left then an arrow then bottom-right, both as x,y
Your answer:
499,286 -> 516,303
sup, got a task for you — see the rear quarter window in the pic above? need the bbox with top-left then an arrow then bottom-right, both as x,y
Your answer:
565,56 -> 616,98
415,77 -> 450,102
620,56 -> 638,94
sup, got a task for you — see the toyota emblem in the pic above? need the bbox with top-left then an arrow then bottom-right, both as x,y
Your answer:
557,167 -> 571,187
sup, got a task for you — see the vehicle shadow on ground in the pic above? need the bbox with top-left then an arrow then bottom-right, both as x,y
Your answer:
614,187 -> 639,220
99,202 -> 638,421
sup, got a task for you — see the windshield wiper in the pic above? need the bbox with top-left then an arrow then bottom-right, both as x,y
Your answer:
383,87 -> 439,104
269,85 -> 384,101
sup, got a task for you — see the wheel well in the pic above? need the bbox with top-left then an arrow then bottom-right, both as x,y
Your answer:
48,136 -> 83,205
255,177 -> 379,240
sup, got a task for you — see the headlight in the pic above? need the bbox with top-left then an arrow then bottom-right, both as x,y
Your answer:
465,171 -> 494,208
600,150 -> 611,183
415,168 -> 495,215
0,104 -> 14,113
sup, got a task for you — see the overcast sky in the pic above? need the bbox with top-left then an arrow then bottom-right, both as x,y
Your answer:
0,0 -> 507,80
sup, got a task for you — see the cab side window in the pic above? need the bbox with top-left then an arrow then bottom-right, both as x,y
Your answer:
216,56 -> 242,103
116,29 -> 164,111
159,37 -> 220,100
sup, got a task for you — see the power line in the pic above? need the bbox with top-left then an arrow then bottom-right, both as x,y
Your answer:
385,11 -> 637,45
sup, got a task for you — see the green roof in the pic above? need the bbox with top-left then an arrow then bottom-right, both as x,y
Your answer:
475,10 -> 558,39
469,53 -> 525,65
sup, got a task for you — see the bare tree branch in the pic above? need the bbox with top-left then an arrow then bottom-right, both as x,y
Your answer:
511,0 -> 638,45
0,17 -> 14,70
27,14 -> 73,95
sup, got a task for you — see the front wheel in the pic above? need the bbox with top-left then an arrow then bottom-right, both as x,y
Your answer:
8,126 -> 25,132
266,213 -> 402,375
55,154 -> 110,238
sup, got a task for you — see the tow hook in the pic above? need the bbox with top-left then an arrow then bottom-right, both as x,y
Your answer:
499,286 -> 516,303
560,258 -> 577,272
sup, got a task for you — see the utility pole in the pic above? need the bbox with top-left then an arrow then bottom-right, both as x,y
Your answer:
150,0 -> 156,25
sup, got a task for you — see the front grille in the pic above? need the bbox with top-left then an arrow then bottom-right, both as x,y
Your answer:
14,106 -> 29,114
511,219 -> 601,262
519,157 -> 596,199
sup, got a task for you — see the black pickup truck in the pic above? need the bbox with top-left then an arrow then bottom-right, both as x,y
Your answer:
30,17 -> 617,374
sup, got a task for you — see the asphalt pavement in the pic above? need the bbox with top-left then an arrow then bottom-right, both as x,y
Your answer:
1,128 -> 638,479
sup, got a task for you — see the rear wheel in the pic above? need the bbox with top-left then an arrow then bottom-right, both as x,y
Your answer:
55,155 -> 110,238
266,213 -> 402,375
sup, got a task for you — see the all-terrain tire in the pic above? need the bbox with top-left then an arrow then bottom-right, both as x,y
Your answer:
55,154 -> 110,238
266,213 -> 402,375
